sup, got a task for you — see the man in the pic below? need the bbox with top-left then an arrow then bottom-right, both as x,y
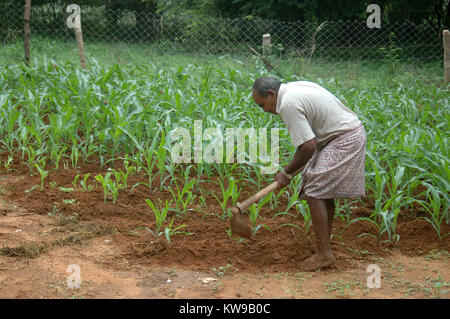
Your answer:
252,76 -> 366,271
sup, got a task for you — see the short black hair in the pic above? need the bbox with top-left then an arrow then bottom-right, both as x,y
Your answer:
252,76 -> 282,98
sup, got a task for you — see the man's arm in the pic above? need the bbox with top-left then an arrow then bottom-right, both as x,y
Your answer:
275,138 -> 317,189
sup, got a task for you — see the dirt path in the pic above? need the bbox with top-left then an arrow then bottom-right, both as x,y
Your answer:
0,169 -> 449,299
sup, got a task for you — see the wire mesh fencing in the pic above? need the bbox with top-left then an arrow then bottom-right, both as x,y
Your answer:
1,1 -> 444,64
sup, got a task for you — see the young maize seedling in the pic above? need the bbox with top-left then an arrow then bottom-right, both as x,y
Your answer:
3,155 -> 13,173
130,138 -> 159,191
335,199 -> 359,224
70,144 -> 80,170
164,217 -> 193,243
213,177 -> 240,221
51,145 -> 66,170
155,130 -> 168,190
273,190 -> 301,219
25,146 -> 37,175
166,178 -> 196,215
25,185 -> 39,197
415,183 -> 450,243
72,174 -> 81,189
247,193 -> 272,241
109,179 -> 120,203
278,200 -> 312,236
95,173 -> 115,203
136,198 -> 172,240
34,162 -> 48,191
297,200 -> 312,235
112,169 -> 128,191
73,173 -> 93,191
348,210 -> 398,247
80,173 -> 93,191
225,227 -> 233,241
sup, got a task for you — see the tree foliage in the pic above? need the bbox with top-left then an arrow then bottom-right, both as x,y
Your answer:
4,0 -> 448,31
211,0 -> 449,29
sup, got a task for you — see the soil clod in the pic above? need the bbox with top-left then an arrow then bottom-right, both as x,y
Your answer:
229,207 -> 252,239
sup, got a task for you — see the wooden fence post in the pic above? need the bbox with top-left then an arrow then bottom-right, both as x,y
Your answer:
74,26 -> 86,69
262,34 -> 271,56
444,30 -> 450,83
67,4 -> 86,68
24,0 -> 31,65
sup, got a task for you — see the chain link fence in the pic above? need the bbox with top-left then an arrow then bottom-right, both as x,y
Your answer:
1,1 -> 444,63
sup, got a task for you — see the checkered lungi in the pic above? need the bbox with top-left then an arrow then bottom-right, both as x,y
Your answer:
300,124 -> 366,199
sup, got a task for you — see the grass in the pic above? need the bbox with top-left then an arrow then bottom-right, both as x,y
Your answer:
0,242 -> 48,258
324,278 -> 365,298
0,36 -> 448,245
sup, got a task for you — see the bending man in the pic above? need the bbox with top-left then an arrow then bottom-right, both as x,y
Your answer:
252,76 -> 366,271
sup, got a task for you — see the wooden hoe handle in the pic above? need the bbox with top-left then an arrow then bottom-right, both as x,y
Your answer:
236,181 -> 279,213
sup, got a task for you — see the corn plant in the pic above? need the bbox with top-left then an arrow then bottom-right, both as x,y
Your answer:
95,173 -> 111,202
3,155 -> 13,173
109,178 -> 122,203
129,133 -> 160,191
70,143 -> 80,170
136,198 -> 192,243
273,190 -> 301,219
279,200 -> 312,236
80,173 -> 93,191
348,210 -> 399,246
0,56 -> 449,248
155,129 -> 169,190
166,178 -> 196,215
213,177 -> 240,221
247,193 -> 272,241
164,217 -> 193,243
112,169 -> 129,191
134,199 -> 169,239
95,172 -> 122,203
72,174 -> 81,189
34,161 -> 48,191
335,199 -> 360,224
347,191 -> 415,246
73,173 -> 93,191
25,146 -> 38,175
25,184 -> 39,197
51,144 -> 67,170
415,183 -> 450,243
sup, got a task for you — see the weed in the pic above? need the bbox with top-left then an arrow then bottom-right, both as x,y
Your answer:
212,263 -> 236,277
324,278 -> 363,298
425,275 -> 449,299
424,249 -> 450,261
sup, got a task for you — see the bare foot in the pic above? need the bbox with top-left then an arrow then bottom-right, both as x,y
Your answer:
301,253 -> 336,271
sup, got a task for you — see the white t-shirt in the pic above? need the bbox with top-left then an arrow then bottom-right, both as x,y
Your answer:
276,81 -> 361,149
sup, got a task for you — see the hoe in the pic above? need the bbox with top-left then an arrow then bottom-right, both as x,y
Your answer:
229,181 -> 279,239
